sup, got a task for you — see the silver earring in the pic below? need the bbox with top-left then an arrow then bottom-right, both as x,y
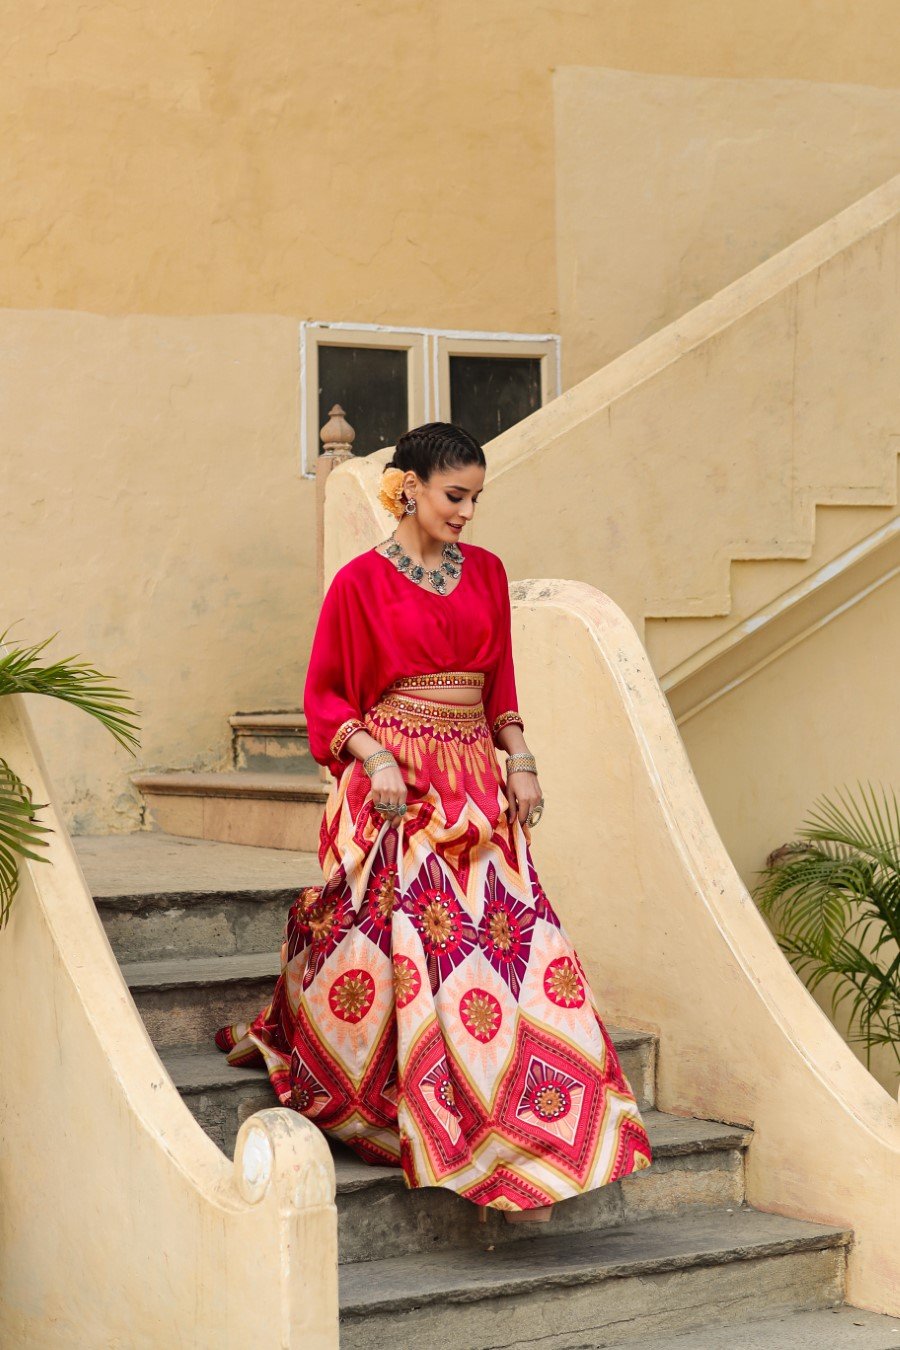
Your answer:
404,497 -> 417,514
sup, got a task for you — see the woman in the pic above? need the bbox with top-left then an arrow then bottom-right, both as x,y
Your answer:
215,421 -> 652,1221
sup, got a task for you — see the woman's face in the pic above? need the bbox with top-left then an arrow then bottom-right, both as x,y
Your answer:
405,463 -> 486,543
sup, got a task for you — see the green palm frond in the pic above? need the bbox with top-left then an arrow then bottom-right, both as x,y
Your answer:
0,624 -> 140,753
0,623 -> 142,930
752,781 -> 900,1071
0,757 -> 52,928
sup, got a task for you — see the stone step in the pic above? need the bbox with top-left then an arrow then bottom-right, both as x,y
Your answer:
128,956 -> 655,1106
338,1205 -> 852,1350
229,710 -> 317,773
121,952 -> 280,1049
602,1304 -> 900,1349
131,769 -> 329,850
161,1048 -> 276,1151
161,1048 -> 743,1263
163,1012 -> 654,1143
76,832 -> 322,961
326,1110 -> 751,1264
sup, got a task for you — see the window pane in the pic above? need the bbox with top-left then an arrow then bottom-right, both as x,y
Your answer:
318,345 -> 409,456
449,355 -> 542,446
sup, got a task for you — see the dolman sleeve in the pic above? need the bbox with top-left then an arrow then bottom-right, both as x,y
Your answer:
482,555 -> 525,745
302,568 -> 369,777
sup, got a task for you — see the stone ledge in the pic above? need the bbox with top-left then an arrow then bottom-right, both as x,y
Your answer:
121,951 -> 281,992
229,711 -> 309,735
74,831 -> 321,899
132,770 -> 328,801
601,1303 -> 900,1350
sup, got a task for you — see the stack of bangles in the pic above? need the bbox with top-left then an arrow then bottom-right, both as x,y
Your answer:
362,748 -> 546,827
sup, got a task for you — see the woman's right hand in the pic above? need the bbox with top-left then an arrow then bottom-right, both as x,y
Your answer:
369,763 -> 407,817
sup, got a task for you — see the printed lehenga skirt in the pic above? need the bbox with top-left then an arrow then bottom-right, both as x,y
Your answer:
216,689 -> 653,1211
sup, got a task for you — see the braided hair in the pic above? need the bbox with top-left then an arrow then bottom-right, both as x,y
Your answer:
385,422 -> 486,481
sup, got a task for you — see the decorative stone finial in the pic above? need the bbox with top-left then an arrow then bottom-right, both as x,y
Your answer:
320,404 -> 355,459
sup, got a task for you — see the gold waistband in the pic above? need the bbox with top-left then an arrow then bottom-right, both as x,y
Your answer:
373,690 -> 487,722
385,670 -> 485,691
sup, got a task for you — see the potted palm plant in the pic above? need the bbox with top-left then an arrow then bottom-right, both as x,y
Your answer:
752,781 -> 900,1085
0,624 -> 140,928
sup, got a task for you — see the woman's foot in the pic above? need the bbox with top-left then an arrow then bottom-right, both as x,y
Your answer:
214,1021 -> 264,1067
214,1020 -> 247,1053
502,1203 -> 554,1224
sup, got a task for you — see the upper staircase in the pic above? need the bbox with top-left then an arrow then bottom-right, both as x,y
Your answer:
648,460 -> 900,721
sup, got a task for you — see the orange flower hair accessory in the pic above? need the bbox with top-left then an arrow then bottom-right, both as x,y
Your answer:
378,465 -> 407,519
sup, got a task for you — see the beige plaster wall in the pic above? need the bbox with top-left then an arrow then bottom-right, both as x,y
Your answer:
0,311 -> 314,833
3,1 -> 900,324
555,68 -> 900,383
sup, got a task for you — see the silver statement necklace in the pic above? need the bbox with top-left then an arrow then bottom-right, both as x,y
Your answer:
378,530 -> 464,595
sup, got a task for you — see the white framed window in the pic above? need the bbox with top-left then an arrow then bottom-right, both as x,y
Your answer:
300,321 -> 560,477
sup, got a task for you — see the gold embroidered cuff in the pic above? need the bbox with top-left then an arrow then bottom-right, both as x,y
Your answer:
330,718 -> 367,759
492,709 -> 525,738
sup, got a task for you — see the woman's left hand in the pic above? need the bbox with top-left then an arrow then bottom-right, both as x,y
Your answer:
505,770 -> 543,827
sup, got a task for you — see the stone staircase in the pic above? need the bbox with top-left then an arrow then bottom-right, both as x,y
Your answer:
80,709 -> 900,1347
73,818 -> 900,1349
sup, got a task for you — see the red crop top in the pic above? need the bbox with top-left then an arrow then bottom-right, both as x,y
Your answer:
303,542 -> 524,777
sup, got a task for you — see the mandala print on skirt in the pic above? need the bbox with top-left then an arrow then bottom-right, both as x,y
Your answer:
218,690 -> 653,1211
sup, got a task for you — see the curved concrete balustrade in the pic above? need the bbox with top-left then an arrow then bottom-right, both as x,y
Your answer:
0,695 -> 339,1348
506,578 -> 900,1314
